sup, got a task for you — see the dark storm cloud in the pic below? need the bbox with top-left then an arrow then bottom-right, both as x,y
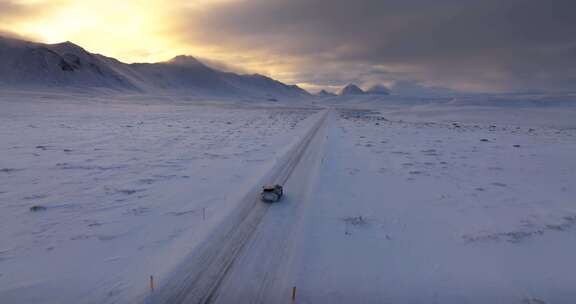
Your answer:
177,0 -> 576,93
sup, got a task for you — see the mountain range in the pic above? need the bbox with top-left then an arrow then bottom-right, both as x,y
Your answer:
337,83 -> 392,96
0,35 -> 310,98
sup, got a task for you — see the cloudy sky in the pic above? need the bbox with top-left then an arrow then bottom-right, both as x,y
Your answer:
1,0 -> 575,93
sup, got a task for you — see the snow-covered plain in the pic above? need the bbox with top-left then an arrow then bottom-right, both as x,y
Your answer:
0,94 -> 321,303
290,106 -> 576,303
1,93 -> 576,304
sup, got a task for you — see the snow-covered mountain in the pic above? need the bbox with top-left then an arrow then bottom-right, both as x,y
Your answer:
0,35 -> 310,98
338,83 -> 365,96
316,89 -> 337,97
0,36 -> 139,91
365,84 -> 391,95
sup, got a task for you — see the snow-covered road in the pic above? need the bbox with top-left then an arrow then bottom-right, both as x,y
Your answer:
147,109 -> 329,303
206,110 -> 331,304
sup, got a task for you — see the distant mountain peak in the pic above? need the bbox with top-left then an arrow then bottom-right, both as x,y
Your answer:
317,89 -> 337,97
167,55 -> 205,67
55,41 -> 76,47
51,40 -> 86,51
339,83 -> 365,96
366,84 -> 391,95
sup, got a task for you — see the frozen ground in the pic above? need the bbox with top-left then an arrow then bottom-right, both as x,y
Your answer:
1,94 -> 576,304
289,105 -> 576,304
0,96 -> 321,303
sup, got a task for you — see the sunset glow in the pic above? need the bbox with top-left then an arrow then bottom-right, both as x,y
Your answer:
5,0 -> 192,62
2,0 -> 574,93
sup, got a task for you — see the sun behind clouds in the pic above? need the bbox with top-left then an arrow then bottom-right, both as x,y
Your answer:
3,0 -> 217,63
1,0 -> 306,86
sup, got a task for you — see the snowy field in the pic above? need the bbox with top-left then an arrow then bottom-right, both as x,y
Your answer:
0,95 -> 321,303
1,94 -> 576,304
290,105 -> 576,304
